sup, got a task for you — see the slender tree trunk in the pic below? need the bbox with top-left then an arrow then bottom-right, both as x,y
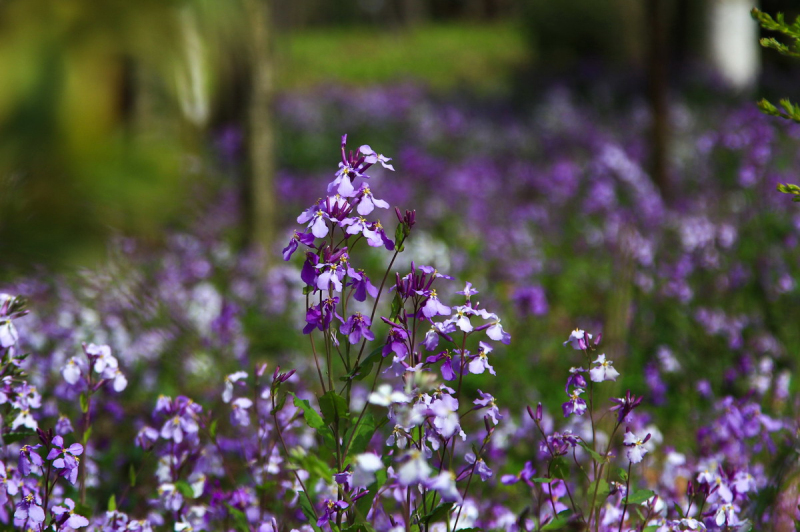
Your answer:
244,0 -> 277,260
646,0 -> 670,200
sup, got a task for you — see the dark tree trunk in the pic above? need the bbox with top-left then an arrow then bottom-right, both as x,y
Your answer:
646,0 -> 670,200
243,0 -> 277,261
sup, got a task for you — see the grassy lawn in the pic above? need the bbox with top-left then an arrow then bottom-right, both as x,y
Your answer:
276,22 -> 531,93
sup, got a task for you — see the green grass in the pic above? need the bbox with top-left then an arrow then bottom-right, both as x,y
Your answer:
276,22 -> 531,93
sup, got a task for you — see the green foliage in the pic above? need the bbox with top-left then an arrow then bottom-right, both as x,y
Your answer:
753,8 -> 800,201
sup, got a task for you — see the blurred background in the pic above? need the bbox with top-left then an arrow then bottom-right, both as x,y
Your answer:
2,0 -> 799,271
2,0 -> 800,449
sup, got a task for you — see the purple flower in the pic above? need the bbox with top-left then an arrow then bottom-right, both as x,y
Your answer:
340,312 -> 374,344
456,281 -> 479,298
160,412 -> 199,444
465,452 -> 493,481
382,327 -> 409,358
562,388 -> 587,417
55,415 -> 74,436
565,367 -> 587,393
473,390 -> 502,425
422,321 -> 455,351
358,144 -> 394,171
426,350 -> 458,381
467,342 -> 496,375
421,292 -> 451,319
14,493 -> 45,525
282,230 -> 315,261
136,426 -> 159,450
18,444 -> 43,476
47,435 -> 84,485
349,270 -> 378,302
317,499 -> 349,527
303,297 -> 342,334
355,184 -> 389,215
609,390 -> 644,423
53,498 -> 90,529
430,394 -> 462,439
501,461 -> 536,486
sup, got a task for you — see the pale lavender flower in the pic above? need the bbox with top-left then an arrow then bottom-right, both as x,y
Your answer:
230,397 -> 253,427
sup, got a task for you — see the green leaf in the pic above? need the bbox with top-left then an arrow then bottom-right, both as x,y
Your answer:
343,525 -> 377,532
390,292 -> 403,321
346,412 -> 378,455
129,464 -> 137,487
75,503 -> 93,520
272,391 -> 288,414
350,345 -> 385,382
421,502 -> 454,525
541,509 -> 573,530
355,468 -> 386,518
290,393 -> 337,450
551,457 -> 569,480
107,494 -> 116,511
643,526 -> 659,532
3,431 -> 35,445
579,441 -> 605,462
175,480 -> 195,498
297,492 -> 323,531
291,393 -> 326,430
673,502 -> 684,519
319,391 -> 350,427
617,467 -> 628,482
225,503 -> 251,532
82,427 -> 92,445
589,479 -> 609,501
209,419 -> 218,439
79,393 -> 89,414
625,489 -> 656,505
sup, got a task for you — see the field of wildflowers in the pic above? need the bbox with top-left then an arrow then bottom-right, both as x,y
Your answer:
0,82 -> 798,531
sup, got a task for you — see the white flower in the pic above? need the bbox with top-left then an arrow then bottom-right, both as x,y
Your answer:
563,328 -> 592,350
397,450 -> 431,486
351,453 -> 384,488
11,409 -> 37,430
368,384 -> 409,407
426,471 -> 461,502
61,358 -> 83,385
589,354 -> 620,382
222,371 -> 248,403
623,429 -> 651,464
112,369 -> 128,392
